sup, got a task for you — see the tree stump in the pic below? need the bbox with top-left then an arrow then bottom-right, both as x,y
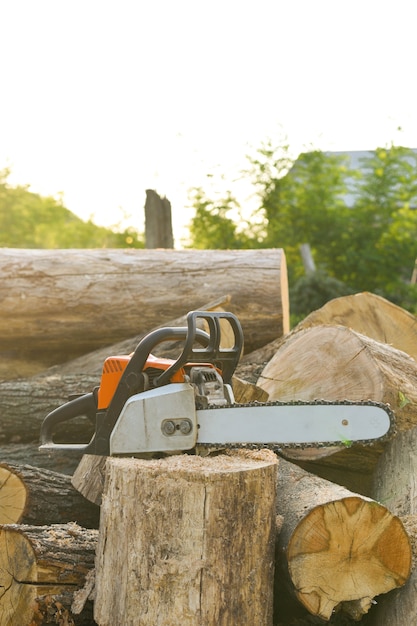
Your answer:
94,450 -> 278,626
275,459 -> 411,622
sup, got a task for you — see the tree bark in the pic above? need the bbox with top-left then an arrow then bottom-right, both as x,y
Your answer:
257,324 -> 417,474
0,247 -> 289,377
367,427 -> 417,624
274,458 -> 411,622
0,463 -> 99,527
94,450 -> 277,626
0,522 -> 97,626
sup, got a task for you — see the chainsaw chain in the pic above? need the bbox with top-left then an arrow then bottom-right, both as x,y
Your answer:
200,399 -> 396,451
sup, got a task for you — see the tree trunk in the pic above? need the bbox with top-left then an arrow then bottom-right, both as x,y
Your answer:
144,189 -> 174,248
0,247 -> 289,377
296,291 -> 417,361
94,450 -> 277,626
257,324 -> 417,473
0,463 -> 99,527
275,458 -> 411,622
0,522 -> 97,626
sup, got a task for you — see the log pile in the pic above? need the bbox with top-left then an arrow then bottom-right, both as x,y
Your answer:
1,249 -> 417,624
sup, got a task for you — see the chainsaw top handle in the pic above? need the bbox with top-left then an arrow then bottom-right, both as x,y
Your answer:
154,310 -> 243,387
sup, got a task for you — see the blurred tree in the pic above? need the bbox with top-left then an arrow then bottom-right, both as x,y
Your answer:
0,168 -> 144,248
187,187 -> 260,249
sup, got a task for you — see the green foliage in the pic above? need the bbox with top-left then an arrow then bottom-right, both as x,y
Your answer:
187,140 -> 417,314
289,270 -> 354,326
0,168 -> 144,249
187,187 -> 261,249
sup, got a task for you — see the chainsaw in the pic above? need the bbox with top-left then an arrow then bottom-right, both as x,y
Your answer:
39,310 -> 395,457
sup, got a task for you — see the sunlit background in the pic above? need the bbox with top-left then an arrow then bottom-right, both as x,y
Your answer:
1,0 -> 416,245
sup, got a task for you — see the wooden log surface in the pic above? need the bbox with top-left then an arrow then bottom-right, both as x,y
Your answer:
0,463 -> 99,527
0,522 -> 97,626
297,291 -> 417,361
0,247 -> 289,377
94,450 -> 278,626
275,458 -> 411,622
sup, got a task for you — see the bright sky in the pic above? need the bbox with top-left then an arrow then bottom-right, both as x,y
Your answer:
1,0 -> 416,246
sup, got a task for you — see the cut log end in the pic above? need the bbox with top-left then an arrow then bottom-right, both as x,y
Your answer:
287,496 -> 411,620
0,466 -> 27,523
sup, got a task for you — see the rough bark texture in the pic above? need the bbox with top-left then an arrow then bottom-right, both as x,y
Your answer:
94,450 -> 278,626
274,459 -> 411,622
0,463 -> 99,526
0,247 -> 289,377
0,522 -> 97,626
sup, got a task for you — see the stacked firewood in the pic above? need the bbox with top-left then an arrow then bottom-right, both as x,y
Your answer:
0,249 -> 416,625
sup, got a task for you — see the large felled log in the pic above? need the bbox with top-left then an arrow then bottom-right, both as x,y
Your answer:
275,458 -> 411,622
0,247 -> 289,377
296,291 -> 417,361
0,463 -> 99,527
94,450 -> 277,626
257,324 -> 417,475
0,522 -> 97,626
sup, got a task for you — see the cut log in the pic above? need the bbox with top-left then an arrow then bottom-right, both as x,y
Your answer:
275,458 -> 411,622
296,291 -> 417,361
94,450 -> 277,626
0,247 -> 289,377
0,522 -> 97,626
0,463 -> 99,527
0,373 -> 98,444
257,324 -> 417,475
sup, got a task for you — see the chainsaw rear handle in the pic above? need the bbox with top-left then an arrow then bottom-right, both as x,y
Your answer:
39,391 -> 97,453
